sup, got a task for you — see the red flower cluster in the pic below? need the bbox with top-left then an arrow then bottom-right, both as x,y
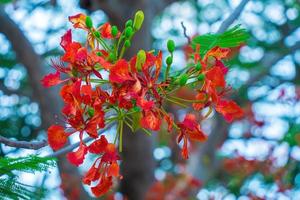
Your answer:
42,11 -> 244,197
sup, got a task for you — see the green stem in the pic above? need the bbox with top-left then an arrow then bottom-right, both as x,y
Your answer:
165,97 -> 188,108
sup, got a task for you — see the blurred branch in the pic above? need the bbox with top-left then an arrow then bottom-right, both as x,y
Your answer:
45,123 -> 114,158
241,41 -> 300,91
0,136 -> 47,150
217,0 -> 250,33
181,21 -> 191,43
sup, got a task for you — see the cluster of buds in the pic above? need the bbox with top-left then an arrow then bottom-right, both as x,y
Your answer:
42,10 -> 243,197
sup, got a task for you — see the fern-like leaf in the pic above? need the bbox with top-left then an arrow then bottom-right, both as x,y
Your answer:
192,25 -> 250,56
0,156 -> 57,175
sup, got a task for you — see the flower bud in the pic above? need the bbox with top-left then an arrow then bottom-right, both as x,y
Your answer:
125,19 -> 133,27
125,27 -> 133,38
87,107 -> 95,117
133,10 -> 144,31
136,50 -> 146,71
96,52 -> 102,56
85,16 -> 93,29
166,56 -> 173,66
167,39 -> 175,53
179,74 -> 188,86
197,74 -> 205,81
109,52 -> 116,61
195,63 -> 202,71
94,31 -> 100,38
111,26 -> 118,37
124,40 -> 131,48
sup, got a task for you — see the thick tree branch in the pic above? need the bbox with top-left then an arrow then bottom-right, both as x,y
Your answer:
0,136 -> 47,150
217,0 -> 250,33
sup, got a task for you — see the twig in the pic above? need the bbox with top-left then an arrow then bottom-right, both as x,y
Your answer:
45,123 -> 115,158
0,136 -> 47,150
217,0 -> 250,33
181,21 -> 191,44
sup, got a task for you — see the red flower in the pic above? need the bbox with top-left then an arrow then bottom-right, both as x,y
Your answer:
177,114 -> 207,159
47,125 -> 68,150
67,142 -> 88,166
215,100 -> 244,122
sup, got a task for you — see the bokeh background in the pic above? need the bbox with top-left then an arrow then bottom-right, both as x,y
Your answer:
0,0 -> 300,199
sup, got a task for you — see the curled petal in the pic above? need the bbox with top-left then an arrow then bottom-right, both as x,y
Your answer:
67,143 -> 88,166
47,125 -> 68,150
83,164 -> 100,185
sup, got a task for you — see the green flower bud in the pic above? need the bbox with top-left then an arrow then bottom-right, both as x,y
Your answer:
111,26 -> 118,37
125,19 -> 133,27
166,56 -> 173,66
85,16 -> 93,29
109,52 -> 116,61
179,74 -> 188,86
94,31 -> 101,38
87,107 -> 95,117
124,40 -> 131,48
136,50 -> 146,71
195,63 -> 202,71
96,52 -> 102,56
167,39 -> 175,53
125,27 -> 133,38
197,74 -> 205,81
133,10 -> 144,31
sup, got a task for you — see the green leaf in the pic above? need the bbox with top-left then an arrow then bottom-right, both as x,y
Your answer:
192,25 -> 250,56
0,156 -> 57,175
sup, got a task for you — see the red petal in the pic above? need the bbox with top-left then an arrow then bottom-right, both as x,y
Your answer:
83,164 -> 100,185
206,46 -> 230,60
91,177 -> 113,197
140,110 -> 161,131
67,143 -> 88,166
206,66 -> 226,88
107,162 -> 119,177
89,135 -> 108,154
60,29 -> 72,51
69,13 -> 87,29
47,125 -> 68,150
109,59 -> 134,83
41,71 -> 64,87
81,85 -> 92,104
216,100 -> 244,122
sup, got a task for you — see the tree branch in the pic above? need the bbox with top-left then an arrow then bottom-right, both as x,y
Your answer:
0,136 -> 47,150
217,0 -> 250,33
45,123 -> 115,158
